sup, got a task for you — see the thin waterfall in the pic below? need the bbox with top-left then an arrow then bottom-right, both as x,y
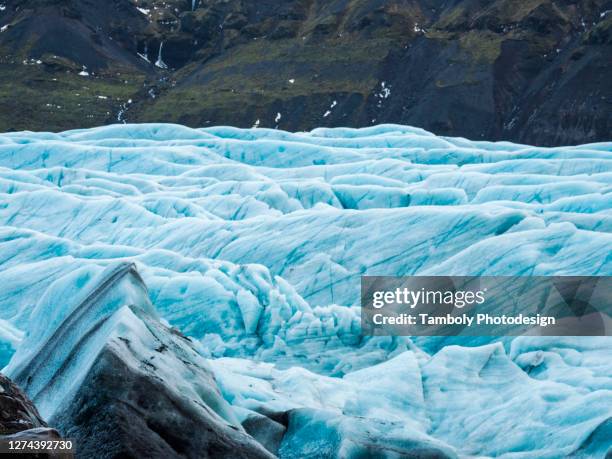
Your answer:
137,43 -> 150,63
155,41 -> 168,69
192,0 -> 198,11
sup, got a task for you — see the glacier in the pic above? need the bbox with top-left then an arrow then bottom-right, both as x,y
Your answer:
0,123 -> 610,458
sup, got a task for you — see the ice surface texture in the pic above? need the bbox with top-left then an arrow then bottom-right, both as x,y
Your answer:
0,123 -> 610,457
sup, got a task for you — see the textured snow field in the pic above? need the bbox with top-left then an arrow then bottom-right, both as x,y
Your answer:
0,124 -> 610,457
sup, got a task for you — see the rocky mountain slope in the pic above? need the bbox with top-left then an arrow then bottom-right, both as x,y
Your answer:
0,0 -> 610,145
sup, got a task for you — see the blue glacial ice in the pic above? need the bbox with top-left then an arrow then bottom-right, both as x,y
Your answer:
0,123 -> 610,457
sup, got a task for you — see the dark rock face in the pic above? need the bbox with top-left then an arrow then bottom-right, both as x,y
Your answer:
0,373 -> 46,435
0,374 -> 71,458
51,347 -> 273,459
242,411 -> 287,456
0,1 -> 610,141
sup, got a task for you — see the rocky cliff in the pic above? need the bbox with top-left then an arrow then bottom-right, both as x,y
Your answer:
0,1 -> 610,143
